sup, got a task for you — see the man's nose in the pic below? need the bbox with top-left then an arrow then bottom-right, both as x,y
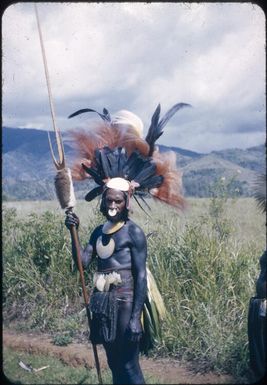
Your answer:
109,201 -> 116,208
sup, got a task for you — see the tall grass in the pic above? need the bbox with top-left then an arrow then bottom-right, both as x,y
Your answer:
2,206 -> 101,336
147,217 -> 261,376
2,196 -> 265,380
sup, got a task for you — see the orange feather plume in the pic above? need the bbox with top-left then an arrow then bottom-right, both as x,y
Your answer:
69,121 -> 149,181
151,150 -> 185,209
68,120 -> 185,210
119,127 -> 149,157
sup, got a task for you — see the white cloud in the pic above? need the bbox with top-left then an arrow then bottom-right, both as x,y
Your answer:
2,2 -> 265,152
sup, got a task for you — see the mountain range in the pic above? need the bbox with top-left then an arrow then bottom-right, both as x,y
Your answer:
2,126 -> 265,200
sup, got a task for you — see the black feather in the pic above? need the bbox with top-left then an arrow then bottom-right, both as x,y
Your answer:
105,148 -> 127,178
123,151 -> 139,169
134,162 -> 157,185
94,149 -> 108,179
139,194 -> 152,211
133,195 -> 152,218
99,149 -> 113,177
117,148 -> 127,176
158,103 -> 191,131
94,149 -> 102,168
68,108 -> 111,121
145,102 -> 191,156
80,140 -> 165,205
103,108 -> 111,122
91,147 -> 128,180
139,175 -> 163,189
81,163 -> 104,185
85,186 -> 104,201
105,151 -> 118,178
145,104 -> 161,145
123,151 -> 144,180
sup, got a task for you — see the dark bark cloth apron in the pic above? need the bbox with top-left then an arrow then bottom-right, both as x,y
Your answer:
88,271 -> 134,344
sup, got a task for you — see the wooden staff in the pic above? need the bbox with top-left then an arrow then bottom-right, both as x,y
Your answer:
34,4 -> 102,383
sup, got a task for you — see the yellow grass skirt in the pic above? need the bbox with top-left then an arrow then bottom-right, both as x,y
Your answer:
140,266 -> 167,354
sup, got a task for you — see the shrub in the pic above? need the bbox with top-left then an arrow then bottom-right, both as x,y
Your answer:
52,332 -> 73,346
3,208 -> 86,332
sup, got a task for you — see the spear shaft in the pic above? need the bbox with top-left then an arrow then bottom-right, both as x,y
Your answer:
69,219 -> 102,384
34,5 -> 102,383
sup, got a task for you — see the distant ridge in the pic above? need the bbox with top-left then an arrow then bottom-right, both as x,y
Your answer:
2,126 -> 73,155
2,126 -> 265,200
2,127 -> 202,158
158,144 -> 204,158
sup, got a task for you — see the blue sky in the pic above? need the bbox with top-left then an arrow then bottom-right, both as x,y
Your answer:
2,2 -> 265,153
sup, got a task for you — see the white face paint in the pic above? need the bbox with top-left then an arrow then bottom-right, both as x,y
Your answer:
108,208 -> 117,217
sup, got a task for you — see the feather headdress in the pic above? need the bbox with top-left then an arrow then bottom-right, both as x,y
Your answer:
68,103 -> 191,210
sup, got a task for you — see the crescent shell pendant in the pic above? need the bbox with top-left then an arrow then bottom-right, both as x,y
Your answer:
96,236 -> 115,259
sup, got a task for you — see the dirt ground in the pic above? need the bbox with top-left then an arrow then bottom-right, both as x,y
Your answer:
3,328 -> 238,384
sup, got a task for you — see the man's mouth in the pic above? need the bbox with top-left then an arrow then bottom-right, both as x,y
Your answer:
108,208 -> 117,217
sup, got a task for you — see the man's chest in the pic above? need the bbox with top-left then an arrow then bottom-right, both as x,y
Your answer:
94,227 -> 131,260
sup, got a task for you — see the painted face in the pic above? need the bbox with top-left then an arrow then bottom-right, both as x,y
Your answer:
104,189 -> 127,222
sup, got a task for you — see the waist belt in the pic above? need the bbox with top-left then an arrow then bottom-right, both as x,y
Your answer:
93,271 -> 122,292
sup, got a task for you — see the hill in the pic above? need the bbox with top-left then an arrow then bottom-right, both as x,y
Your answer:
2,126 -> 265,200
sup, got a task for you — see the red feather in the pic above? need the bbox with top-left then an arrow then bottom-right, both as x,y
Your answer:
151,151 -> 185,209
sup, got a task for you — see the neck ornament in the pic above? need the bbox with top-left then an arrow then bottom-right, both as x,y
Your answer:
102,220 -> 125,235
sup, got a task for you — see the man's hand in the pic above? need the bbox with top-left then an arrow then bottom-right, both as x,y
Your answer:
126,317 -> 143,342
65,211 -> 80,230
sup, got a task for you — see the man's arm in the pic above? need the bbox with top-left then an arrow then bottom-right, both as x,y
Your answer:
128,223 -> 147,342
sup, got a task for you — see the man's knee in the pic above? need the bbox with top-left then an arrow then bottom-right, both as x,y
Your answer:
123,360 -> 145,384
123,359 -> 140,376
107,354 -> 118,371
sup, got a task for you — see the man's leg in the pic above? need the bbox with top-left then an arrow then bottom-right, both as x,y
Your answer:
103,299 -> 145,384
121,339 -> 145,384
103,341 -> 123,384
117,300 -> 145,384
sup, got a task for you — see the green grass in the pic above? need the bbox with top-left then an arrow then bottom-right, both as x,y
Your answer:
4,197 -> 265,245
3,347 -> 159,384
2,197 -> 266,380
3,347 -> 111,384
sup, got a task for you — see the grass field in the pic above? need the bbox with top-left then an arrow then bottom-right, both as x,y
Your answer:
3,197 -> 265,244
2,197 -> 266,381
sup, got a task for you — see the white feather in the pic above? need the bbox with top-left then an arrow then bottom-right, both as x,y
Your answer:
112,110 -> 144,137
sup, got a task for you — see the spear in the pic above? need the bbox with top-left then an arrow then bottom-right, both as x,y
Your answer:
34,4 -> 102,383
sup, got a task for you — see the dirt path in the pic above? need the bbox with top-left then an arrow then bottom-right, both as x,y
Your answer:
3,328 -> 237,384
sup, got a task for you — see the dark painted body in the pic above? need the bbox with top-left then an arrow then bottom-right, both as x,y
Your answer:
65,188 -> 147,384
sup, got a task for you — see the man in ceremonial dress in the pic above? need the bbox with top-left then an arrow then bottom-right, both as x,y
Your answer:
65,104 -> 188,384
